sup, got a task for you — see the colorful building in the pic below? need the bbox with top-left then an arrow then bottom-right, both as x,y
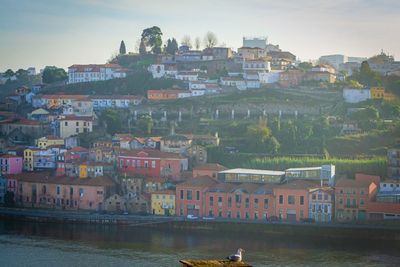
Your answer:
14,172 -> 115,211
205,183 -> 275,220
118,149 -> 188,181
274,180 -> 317,221
176,176 -> 218,217
151,190 -> 176,215
36,135 -> 65,149
193,163 -> 227,179
370,87 -> 385,99
0,154 -> 23,175
308,187 -> 334,222
335,174 -> 380,222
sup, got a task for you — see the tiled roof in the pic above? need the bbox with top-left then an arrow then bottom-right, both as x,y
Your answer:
193,163 -> 227,172
6,172 -> 115,186
177,175 -> 218,188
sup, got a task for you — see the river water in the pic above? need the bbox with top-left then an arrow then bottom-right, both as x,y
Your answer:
0,220 -> 399,267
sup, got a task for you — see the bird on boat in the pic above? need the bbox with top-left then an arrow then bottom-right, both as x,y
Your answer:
227,248 -> 244,262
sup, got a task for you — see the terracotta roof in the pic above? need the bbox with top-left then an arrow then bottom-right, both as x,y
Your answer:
276,180 -> 320,190
41,95 -> 89,100
0,154 -> 22,158
59,115 -> 93,121
193,163 -> 227,172
147,89 -> 186,94
151,190 -> 175,195
89,95 -> 142,100
177,175 -> 218,188
6,172 -> 115,186
335,178 -> 373,188
69,146 -> 88,153
68,64 -> 125,72
119,149 -> 184,159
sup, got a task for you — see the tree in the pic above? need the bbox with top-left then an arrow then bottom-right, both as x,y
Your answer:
42,67 -> 67,84
141,26 -> 163,54
137,114 -> 153,135
181,35 -> 192,49
354,61 -> 382,87
4,69 -> 14,77
298,62 -> 313,70
246,119 -> 271,151
139,40 -> 147,55
119,40 -> 126,54
268,136 -> 280,155
204,31 -> 218,48
16,69 -> 29,76
100,109 -> 123,135
165,38 -> 178,55
194,37 -> 201,50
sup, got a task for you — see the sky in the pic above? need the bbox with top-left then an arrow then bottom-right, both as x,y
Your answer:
1,0 -> 399,71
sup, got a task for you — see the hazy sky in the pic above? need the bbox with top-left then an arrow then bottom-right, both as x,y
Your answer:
1,0 -> 399,71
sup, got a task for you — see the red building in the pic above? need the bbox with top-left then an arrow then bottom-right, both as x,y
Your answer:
205,183 -> 275,220
279,69 -> 305,88
118,149 -> 188,181
274,180 -> 318,221
176,176 -> 218,217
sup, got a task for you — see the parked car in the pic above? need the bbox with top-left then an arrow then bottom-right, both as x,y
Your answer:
300,218 -> 315,223
268,216 -> 279,222
202,216 -> 215,220
187,214 -> 198,220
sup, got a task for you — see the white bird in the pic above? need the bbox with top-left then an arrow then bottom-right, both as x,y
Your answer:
227,248 -> 244,262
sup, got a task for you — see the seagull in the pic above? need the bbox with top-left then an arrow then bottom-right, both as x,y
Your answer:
227,248 -> 244,262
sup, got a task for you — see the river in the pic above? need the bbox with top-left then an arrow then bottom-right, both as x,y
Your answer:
0,220 -> 399,266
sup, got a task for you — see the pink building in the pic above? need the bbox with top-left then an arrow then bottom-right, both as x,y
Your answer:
14,172 -> 116,211
0,154 -> 23,175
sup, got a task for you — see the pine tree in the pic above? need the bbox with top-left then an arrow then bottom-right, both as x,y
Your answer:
119,40 -> 126,54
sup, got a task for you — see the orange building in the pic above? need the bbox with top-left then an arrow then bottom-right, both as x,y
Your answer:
274,180 -> 318,221
335,174 -> 380,222
147,89 -> 186,100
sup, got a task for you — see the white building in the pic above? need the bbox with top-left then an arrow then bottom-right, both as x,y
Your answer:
259,71 -> 282,84
319,55 -> 348,69
243,37 -> 267,49
68,64 -> 127,84
90,95 -> 143,110
220,77 -> 247,89
242,59 -> 271,72
343,88 -> 370,103
58,116 -> 93,138
175,72 -> 198,81
148,64 -> 165,79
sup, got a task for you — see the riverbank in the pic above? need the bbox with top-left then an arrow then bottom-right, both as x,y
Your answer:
1,207 -> 400,241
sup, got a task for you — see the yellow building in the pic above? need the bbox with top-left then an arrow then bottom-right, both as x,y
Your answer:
384,92 -> 397,102
35,136 -> 65,149
23,148 -> 42,171
151,190 -> 175,216
370,87 -> 385,99
79,163 -> 88,178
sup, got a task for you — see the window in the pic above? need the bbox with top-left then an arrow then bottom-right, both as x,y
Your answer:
196,191 -> 200,201
132,160 -> 135,167
79,188 -> 84,197
288,195 -> 295,205
254,198 -> 259,208
318,194 -> 322,200
324,194 -> 328,201
144,161 -> 148,168
152,160 -> 156,168
300,196 -> 304,205
360,199 -> 365,206
279,195 -> 284,204
227,211 -> 231,218
245,198 -> 249,208
312,194 -> 316,200
218,196 -> 222,203
76,122 -> 79,126
210,196 -> 214,206
236,211 -> 241,219
187,190 -> 192,200
65,122 -> 68,126
235,194 -> 242,203
228,197 -> 232,208
56,186 -> 60,195
264,198 -> 269,209
180,190 -> 183,199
